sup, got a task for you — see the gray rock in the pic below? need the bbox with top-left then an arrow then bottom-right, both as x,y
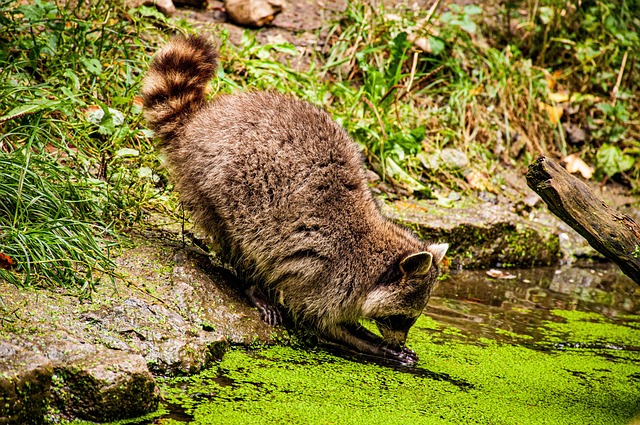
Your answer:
0,236 -> 282,423
42,335 -> 158,422
0,342 -> 53,425
72,246 -> 278,375
440,148 -> 469,170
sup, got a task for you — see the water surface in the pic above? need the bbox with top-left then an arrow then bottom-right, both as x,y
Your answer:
109,264 -> 640,424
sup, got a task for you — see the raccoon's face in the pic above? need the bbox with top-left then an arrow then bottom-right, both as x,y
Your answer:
363,243 -> 449,346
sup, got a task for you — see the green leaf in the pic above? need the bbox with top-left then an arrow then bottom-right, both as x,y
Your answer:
440,12 -> 453,24
0,100 -> 58,123
385,157 -> 430,194
272,43 -> 297,56
596,103 -> 615,116
63,69 -> 80,91
596,144 -> 635,177
428,36 -> 445,55
619,155 -> 635,172
538,6 -> 553,25
453,17 -> 476,35
463,5 -> 483,15
81,58 -> 102,76
131,5 -> 168,21
115,148 -> 140,158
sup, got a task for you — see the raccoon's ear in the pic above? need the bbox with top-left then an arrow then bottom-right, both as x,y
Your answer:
428,243 -> 449,265
399,252 -> 433,276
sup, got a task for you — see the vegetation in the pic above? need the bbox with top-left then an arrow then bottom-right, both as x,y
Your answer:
0,0 -> 638,288
155,312 -> 640,424
0,0 -> 179,288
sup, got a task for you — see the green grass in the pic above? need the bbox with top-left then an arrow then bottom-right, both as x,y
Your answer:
0,0 -> 638,289
0,0 -> 183,288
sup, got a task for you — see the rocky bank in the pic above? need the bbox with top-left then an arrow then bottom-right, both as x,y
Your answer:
1,186 -> 632,423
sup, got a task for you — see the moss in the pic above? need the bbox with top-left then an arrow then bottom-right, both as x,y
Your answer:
152,313 -> 640,425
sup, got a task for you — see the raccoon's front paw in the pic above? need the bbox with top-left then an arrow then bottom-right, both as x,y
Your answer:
386,345 -> 418,366
396,346 -> 418,365
258,303 -> 282,327
246,284 -> 282,326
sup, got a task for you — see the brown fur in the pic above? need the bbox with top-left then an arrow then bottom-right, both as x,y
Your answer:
142,35 -> 448,364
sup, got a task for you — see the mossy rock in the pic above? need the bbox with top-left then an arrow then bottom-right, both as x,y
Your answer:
384,199 -> 561,269
0,342 -> 53,425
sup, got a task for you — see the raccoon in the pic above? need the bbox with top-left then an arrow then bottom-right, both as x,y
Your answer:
141,35 -> 448,365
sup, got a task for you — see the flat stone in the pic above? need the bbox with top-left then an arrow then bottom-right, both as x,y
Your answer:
0,342 -> 53,425
0,234 -> 282,422
38,334 -> 158,422
383,199 -> 561,269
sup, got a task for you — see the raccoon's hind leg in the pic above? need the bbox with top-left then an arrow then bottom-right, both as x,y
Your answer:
245,284 -> 282,326
322,323 -> 418,366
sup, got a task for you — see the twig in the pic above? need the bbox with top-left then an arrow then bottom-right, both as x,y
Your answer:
611,49 -> 629,107
379,84 -> 404,105
406,51 -> 419,93
363,96 -> 388,141
413,0 -> 440,35
398,65 -> 445,101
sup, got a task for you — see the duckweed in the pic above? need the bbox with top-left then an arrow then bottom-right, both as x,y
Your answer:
157,313 -> 640,424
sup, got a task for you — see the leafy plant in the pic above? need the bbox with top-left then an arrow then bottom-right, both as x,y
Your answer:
0,0 -> 178,288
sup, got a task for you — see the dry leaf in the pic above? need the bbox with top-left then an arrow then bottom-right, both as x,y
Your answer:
0,252 -> 15,270
538,101 -> 563,124
470,85 -> 484,96
562,154 -> 593,179
548,91 -> 569,103
544,69 -> 563,91
465,170 -> 488,191
133,96 -> 144,108
394,200 -> 429,213
486,269 -> 516,279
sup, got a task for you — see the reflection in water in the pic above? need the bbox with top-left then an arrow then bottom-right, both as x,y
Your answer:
426,263 -> 640,345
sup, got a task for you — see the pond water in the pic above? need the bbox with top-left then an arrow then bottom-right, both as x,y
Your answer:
113,263 -> 640,425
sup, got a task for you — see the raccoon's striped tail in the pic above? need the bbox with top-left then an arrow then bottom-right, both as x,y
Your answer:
141,35 -> 218,145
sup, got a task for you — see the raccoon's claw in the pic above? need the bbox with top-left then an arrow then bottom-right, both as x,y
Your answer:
260,304 -> 282,327
396,346 -> 418,365
246,284 -> 282,327
385,345 -> 418,366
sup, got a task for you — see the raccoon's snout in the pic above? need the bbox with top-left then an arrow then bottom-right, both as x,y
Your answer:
375,315 -> 418,346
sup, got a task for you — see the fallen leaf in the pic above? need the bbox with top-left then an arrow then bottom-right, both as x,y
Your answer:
538,101 -> 563,124
548,91 -> 569,103
469,85 -> 484,96
544,69 -> 563,91
486,269 -> 517,279
562,154 -> 593,179
394,200 -> 429,212
0,252 -> 15,270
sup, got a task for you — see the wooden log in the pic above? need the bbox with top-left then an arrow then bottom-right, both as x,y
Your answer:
526,156 -> 640,284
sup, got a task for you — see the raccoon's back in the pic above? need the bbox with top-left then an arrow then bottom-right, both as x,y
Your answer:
168,92 -> 376,261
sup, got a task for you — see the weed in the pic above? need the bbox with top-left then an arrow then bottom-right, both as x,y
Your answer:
0,0 -> 181,288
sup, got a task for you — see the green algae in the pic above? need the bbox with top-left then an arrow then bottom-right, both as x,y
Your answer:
540,309 -> 640,349
156,313 -> 640,425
